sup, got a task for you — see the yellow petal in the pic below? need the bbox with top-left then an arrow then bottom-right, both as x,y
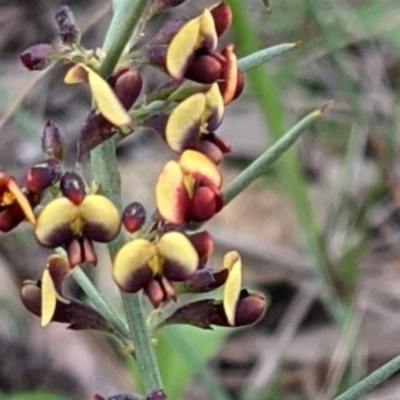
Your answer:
204,83 -> 224,131
179,149 -> 222,188
166,17 -> 201,80
223,251 -> 242,326
79,195 -> 121,242
41,268 -> 57,327
157,231 -> 199,281
64,64 -> 88,84
198,9 -> 218,51
113,239 -> 156,293
35,198 -> 79,248
156,161 -> 190,224
166,93 -> 206,152
7,178 -> 36,225
87,67 -> 132,127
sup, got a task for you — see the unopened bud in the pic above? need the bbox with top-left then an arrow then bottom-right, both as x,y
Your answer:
60,171 -> 86,205
147,389 -> 168,400
55,6 -> 80,45
20,44 -> 57,71
26,158 -> 62,194
41,121 -> 64,160
111,67 -> 143,110
122,202 -> 146,233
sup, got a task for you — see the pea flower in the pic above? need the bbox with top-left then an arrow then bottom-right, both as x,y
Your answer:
113,231 -> 199,307
35,171 -> 121,267
0,172 -> 36,232
21,254 -> 111,331
164,83 -> 231,162
156,150 -> 223,224
159,252 -> 267,329
146,3 -> 236,85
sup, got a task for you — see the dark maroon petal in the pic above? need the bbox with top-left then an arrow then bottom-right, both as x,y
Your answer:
77,111 -> 116,161
66,239 -> 83,268
25,158 -> 62,194
210,2 -> 232,37
186,186 -> 218,222
174,268 -> 229,294
184,55 -> 222,84
112,67 -> 143,110
20,44 -> 57,71
0,205 -> 25,232
82,238 -> 97,266
109,394 -> 143,400
144,279 -> 166,308
146,389 -> 168,400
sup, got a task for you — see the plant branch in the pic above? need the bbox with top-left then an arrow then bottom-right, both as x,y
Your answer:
334,354 -> 400,400
91,0 -> 163,393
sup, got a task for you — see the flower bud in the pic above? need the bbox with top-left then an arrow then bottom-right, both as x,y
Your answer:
184,54 -> 223,84
60,171 -> 86,205
26,158 -> 62,194
77,111 -> 115,161
147,389 -> 168,400
55,6 -> 80,45
122,202 -> 146,233
209,2 -> 232,37
41,121 -> 64,160
20,44 -> 57,71
111,67 -> 143,110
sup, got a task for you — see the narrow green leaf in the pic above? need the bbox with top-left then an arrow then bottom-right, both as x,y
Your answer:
334,354 -> 400,400
238,43 -> 299,72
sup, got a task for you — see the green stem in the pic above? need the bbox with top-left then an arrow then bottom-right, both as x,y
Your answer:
100,0 -> 149,77
334,354 -> 400,400
72,267 -> 130,343
223,106 -> 326,205
91,0 -> 163,393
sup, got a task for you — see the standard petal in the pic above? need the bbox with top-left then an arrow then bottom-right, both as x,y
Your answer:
223,251 -> 242,326
41,268 -> 58,327
87,67 -> 132,127
80,195 -> 121,242
157,231 -> 199,281
179,150 -> 222,189
165,93 -> 206,152
198,9 -> 218,51
47,254 -> 71,292
166,17 -> 200,79
204,83 -> 224,131
35,197 -> 78,247
156,161 -> 190,224
113,239 -> 155,292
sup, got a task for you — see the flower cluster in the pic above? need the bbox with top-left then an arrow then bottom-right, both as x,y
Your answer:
16,0 -> 266,354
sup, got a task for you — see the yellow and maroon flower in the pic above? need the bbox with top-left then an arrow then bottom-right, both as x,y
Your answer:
113,231 -> 199,307
145,83 -> 231,163
0,173 -> 36,232
146,3 -> 240,88
156,150 -> 223,224
160,252 -> 267,329
35,172 -> 121,267
21,254 -> 111,331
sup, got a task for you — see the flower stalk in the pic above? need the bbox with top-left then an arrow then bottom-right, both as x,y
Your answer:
92,0 -> 164,393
